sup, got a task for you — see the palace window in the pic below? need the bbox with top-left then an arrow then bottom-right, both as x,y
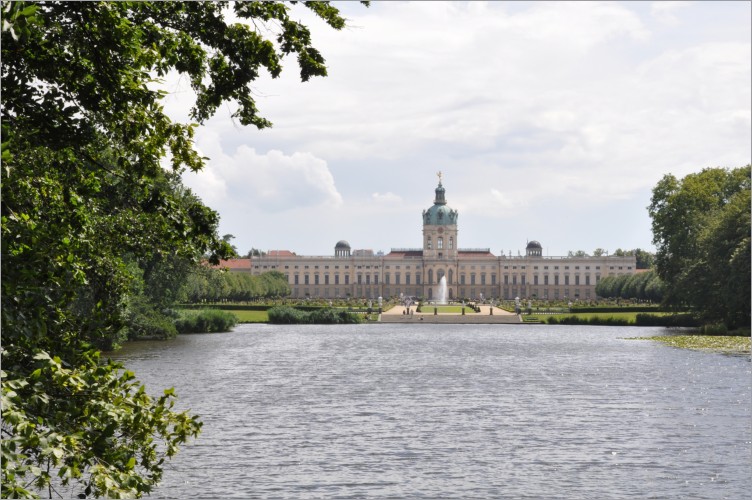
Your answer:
481,274 -> 486,285
385,274 -> 390,285
416,274 -> 421,285
374,275 -> 379,285
461,274 -> 466,285
449,237 -> 454,249
575,275 -> 580,286
544,275 -> 549,285
554,275 -> 559,285
448,269 -> 453,284
471,274 -> 476,285
427,236 -> 432,250
335,275 -> 339,285
314,275 -> 319,285
345,275 -> 349,285
396,274 -> 401,285
491,274 -> 496,285
366,275 -> 371,285
325,275 -> 329,285
294,275 -> 299,285
428,269 -> 433,284
534,275 -> 539,285
564,275 -> 569,285
438,237 -> 443,249
304,275 -> 309,285
358,274 -> 362,285
406,274 -> 411,285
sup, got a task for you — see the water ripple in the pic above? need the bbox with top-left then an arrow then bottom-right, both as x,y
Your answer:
111,324 -> 751,499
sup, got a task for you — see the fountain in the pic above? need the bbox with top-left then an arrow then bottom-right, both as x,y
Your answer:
435,275 -> 448,305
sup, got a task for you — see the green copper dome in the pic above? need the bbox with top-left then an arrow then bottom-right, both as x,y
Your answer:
423,182 -> 458,225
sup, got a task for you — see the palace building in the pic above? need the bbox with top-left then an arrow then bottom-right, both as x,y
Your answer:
223,178 -> 636,301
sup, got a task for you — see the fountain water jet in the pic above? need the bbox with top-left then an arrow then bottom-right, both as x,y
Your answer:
436,276 -> 448,305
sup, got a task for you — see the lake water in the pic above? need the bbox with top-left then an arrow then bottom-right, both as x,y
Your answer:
111,324 -> 751,499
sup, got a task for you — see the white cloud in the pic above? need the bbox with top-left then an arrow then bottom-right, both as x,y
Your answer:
650,1 -> 691,25
159,1 -> 749,256
182,129 -> 342,214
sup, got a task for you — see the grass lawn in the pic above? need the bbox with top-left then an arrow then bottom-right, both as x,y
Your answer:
225,309 -> 269,323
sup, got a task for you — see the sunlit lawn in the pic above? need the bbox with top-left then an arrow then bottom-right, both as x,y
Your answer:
225,310 -> 269,323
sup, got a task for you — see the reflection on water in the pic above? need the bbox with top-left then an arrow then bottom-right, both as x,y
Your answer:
111,324 -> 751,499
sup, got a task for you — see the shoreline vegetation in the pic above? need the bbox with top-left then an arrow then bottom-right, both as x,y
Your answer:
632,335 -> 751,354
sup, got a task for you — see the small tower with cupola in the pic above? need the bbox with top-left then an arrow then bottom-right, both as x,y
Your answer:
422,172 -> 458,260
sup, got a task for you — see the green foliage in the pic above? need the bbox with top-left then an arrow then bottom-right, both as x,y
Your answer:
571,305 -> 663,314
698,323 -> 729,336
595,270 -> 664,302
649,166 -> 751,328
267,306 -> 364,324
2,1 -> 357,496
181,268 -> 290,303
546,315 -> 631,326
634,313 -> 699,327
174,309 -> 237,333
636,335 -> 750,353
1,350 -> 201,498
124,295 -> 179,341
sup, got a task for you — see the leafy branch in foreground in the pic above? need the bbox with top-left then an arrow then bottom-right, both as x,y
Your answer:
2,1 -> 362,496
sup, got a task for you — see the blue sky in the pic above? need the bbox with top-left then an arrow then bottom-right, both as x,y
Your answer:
168,1 -> 751,257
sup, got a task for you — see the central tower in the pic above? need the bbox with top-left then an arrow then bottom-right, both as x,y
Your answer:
422,172 -> 458,260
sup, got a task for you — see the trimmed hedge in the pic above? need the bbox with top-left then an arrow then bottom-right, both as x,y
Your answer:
267,306 -> 363,324
177,304 -> 330,312
635,313 -> 699,327
175,309 -> 238,333
546,313 -> 699,327
571,306 -> 664,314
178,304 -> 270,311
547,316 -> 631,326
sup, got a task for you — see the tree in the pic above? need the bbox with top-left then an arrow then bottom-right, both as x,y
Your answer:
222,234 -> 239,255
568,250 -> 588,257
595,270 -> 664,302
246,248 -> 267,258
632,248 -> 655,269
648,166 -> 750,327
2,1 -> 358,497
593,248 -> 607,257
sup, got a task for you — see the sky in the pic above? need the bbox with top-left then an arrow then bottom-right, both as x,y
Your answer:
166,1 -> 751,258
